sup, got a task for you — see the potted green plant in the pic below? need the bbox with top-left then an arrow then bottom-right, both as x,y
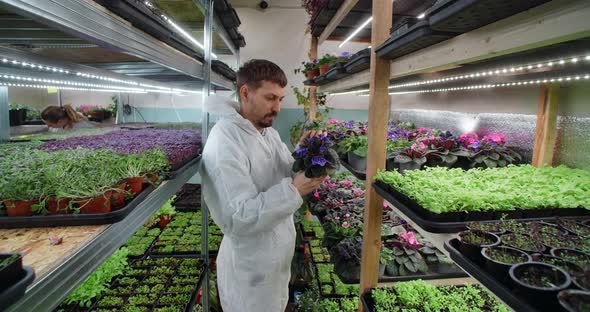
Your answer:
317,54 -> 337,75
8,103 -> 27,126
338,135 -> 368,172
509,262 -> 571,310
295,59 -> 319,80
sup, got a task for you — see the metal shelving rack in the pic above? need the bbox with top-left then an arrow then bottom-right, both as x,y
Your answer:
0,0 -> 239,311
306,0 -> 590,311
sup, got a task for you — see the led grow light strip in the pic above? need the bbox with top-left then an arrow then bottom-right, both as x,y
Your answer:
388,54 -> 590,90
0,73 -> 201,94
0,82 -> 147,93
356,74 -> 590,96
339,17 -> 373,48
1,57 -> 69,74
144,0 -> 218,59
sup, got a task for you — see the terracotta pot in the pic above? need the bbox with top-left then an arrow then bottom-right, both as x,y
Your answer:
77,192 -> 112,214
146,172 -> 159,184
306,69 -> 319,80
126,177 -> 144,196
159,215 -> 170,228
110,182 -> 127,210
47,197 -> 71,214
319,64 -> 330,75
4,200 -> 36,217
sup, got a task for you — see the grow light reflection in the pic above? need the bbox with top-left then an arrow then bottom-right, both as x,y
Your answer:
339,17 -> 373,48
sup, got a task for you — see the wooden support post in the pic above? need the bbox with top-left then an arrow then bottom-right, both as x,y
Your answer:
358,0 -> 393,310
532,85 -> 560,167
309,36 -> 319,123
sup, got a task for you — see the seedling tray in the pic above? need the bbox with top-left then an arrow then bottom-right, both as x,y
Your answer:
325,63 -> 349,81
429,0 -> 551,33
212,61 -> 236,81
303,79 -> 317,86
376,20 -> 454,60
0,185 -> 155,229
76,257 -> 207,312
334,262 -> 467,284
445,238 -> 539,312
345,49 -> 371,74
0,266 -> 35,310
165,155 -> 201,180
340,159 -> 366,180
373,181 -> 590,233
314,75 -> 330,86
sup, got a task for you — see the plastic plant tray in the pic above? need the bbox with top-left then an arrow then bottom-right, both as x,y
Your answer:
325,62 -> 349,81
165,155 -> 201,180
340,159 -> 366,180
303,79 -> 317,86
344,49 -> 371,74
0,266 -> 35,311
376,20 -> 454,60
335,262 -> 467,284
0,185 -> 155,229
212,61 -> 236,81
373,181 -> 590,233
444,238 -> 539,312
429,0 -> 551,33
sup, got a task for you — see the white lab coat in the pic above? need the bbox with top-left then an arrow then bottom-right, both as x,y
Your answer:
200,95 -> 303,312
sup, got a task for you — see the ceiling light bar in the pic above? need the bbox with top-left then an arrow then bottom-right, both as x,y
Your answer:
156,8 -> 218,59
0,82 -> 147,94
339,17 -> 373,48
388,54 -> 590,90
2,57 -> 69,74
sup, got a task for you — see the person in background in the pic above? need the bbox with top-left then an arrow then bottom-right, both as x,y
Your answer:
200,59 -> 325,312
41,104 -> 96,130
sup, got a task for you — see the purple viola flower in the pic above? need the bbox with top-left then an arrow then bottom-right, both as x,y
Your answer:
471,140 -> 480,152
387,132 -> 398,141
319,146 -> 327,153
295,146 -> 308,157
341,51 -> 351,57
343,121 -> 354,129
311,156 -> 327,167
312,58 -> 318,64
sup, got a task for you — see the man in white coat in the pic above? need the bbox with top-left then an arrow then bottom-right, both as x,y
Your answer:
201,59 -> 325,312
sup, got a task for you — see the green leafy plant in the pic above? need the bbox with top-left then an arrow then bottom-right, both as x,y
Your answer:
289,86 -> 330,147
64,248 -> 129,307
159,294 -> 190,305
317,54 -> 337,66
385,247 -> 429,276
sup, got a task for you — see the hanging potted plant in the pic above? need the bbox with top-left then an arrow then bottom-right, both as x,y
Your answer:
295,59 -> 319,80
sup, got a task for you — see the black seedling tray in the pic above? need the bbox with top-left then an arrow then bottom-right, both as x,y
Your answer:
345,49 -> 371,74
429,0 -> 551,33
165,155 -> 201,180
303,79 -> 316,86
173,184 -> 201,212
373,181 -> 590,233
341,159 -> 366,180
326,63 -> 349,81
445,238 -> 539,312
376,20 -> 454,60
335,262 -> 467,284
212,61 -> 237,81
0,185 -> 155,229
361,292 -> 376,312
0,253 -> 23,288
0,266 -> 35,311
314,75 -> 330,86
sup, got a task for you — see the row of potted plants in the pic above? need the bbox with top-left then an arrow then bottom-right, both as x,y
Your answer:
454,219 -> 590,311
374,165 -> 590,215
333,120 -> 521,173
0,146 -> 168,216
40,128 -> 203,170
76,105 -> 115,122
296,52 -> 353,80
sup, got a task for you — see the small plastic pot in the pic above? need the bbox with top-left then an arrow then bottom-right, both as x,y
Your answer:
531,254 -> 585,288
466,222 -> 506,235
76,192 -> 112,214
4,200 -> 36,217
551,248 -> 590,271
501,233 -> 546,254
558,290 -> 590,312
481,246 -> 531,283
398,162 -> 422,174
319,64 -> 330,75
110,182 -> 127,210
146,172 -> 159,184
126,177 -> 144,196
509,262 -> 571,310
47,197 -> 71,214
457,230 -> 500,262
347,151 -> 367,172
557,219 -> 590,237
306,69 -> 319,80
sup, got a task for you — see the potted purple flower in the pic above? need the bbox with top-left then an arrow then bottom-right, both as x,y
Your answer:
292,135 -> 340,178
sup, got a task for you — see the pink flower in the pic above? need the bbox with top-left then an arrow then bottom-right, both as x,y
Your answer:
335,216 -> 340,220
313,191 -> 319,199
342,222 -> 350,228
353,188 -> 364,197
401,232 -> 420,247
383,203 -> 388,208
417,127 -> 431,134
345,213 -> 351,218
328,118 -> 339,125
419,142 -> 426,150
340,180 -> 353,188
411,143 -> 417,150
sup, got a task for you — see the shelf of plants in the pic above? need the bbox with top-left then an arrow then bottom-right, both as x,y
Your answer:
443,218 -> 590,312
1,157 -> 200,312
299,171 -> 468,287
52,192 -> 208,312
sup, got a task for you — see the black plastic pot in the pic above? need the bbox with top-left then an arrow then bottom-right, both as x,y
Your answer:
347,151 -> 367,172
457,230 -> 500,262
509,262 -> 571,310
398,162 -> 422,174
531,254 -> 585,288
0,253 -> 23,290
558,219 -> 590,237
466,222 -> 506,235
558,290 -> 590,312
551,248 -> 590,271
9,109 -> 26,126
481,246 -> 531,283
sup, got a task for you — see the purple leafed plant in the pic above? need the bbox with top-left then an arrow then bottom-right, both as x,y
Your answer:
292,135 -> 339,178
39,129 -> 202,169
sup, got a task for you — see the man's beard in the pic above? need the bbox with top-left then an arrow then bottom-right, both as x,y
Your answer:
257,112 -> 277,128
